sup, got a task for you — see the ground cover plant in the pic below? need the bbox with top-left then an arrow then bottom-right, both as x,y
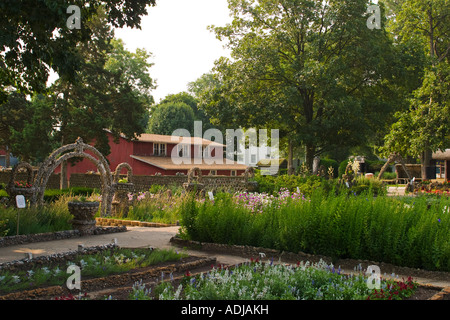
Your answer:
0,247 -> 187,295
129,259 -> 418,300
179,189 -> 450,272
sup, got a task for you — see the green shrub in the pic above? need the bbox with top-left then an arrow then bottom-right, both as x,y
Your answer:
179,191 -> 450,272
0,195 -> 74,236
319,158 -> 338,177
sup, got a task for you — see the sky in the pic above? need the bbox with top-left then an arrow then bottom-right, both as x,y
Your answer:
114,0 -> 233,103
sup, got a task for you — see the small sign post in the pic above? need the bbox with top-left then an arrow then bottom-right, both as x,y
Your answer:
15,195 -> 26,235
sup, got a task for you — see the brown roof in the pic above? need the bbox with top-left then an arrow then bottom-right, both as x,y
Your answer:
432,149 -> 450,160
133,133 -> 224,147
130,155 -> 249,171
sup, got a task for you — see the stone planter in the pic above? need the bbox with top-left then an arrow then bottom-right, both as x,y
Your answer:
7,187 -> 36,207
245,181 -> 259,192
112,182 -> 134,217
114,182 -> 134,192
68,201 -> 99,235
183,182 -> 204,193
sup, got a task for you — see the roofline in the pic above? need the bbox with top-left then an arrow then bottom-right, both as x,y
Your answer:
130,155 -> 167,170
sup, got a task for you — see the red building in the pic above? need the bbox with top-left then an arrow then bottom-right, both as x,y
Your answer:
59,131 -> 249,178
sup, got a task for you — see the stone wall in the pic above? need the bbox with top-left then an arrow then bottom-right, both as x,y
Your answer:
0,170 -> 60,189
1,171 -> 250,192
69,173 -> 249,192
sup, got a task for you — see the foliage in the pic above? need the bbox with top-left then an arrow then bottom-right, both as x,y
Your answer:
147,101 -> 195,136
0,195 -> 73,236
0,0 -> 156,104
253,174 -> 386,197
179,190 -> 450,272
0,187 -> 98,203
48,8 -> 155,157
108,187 -> 184,224
380,0 -> 450,170
200,0 -> 400,170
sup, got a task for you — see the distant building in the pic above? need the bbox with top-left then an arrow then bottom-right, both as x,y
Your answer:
57,131 -> 249,178
432,149 -> 450,180
0,149 -> 19,168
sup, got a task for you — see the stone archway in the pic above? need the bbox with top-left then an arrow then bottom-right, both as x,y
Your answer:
31,137 -> 113,216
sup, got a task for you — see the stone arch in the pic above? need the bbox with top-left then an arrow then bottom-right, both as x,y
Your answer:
31,137 -> 113,216
378,152 -> 411,181
111,162 -> 134,216
187,167 -> 202,184
113,162 -> 133,184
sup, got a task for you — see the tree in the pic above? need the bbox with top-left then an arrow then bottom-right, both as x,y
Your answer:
8,94 -> 56,163
203,0 -> 400,171
381,0 -> 450,179
160,90 -> 219,132
0,0 -> 156,104
49,8 -> 155,157
148,101 -> 196,136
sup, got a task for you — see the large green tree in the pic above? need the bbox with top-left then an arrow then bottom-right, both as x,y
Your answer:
381,0 -> 450,178
0,0 -> 155,104
202,0 -> 401,171
50,8 -> 155,156
148,101 -> 196,136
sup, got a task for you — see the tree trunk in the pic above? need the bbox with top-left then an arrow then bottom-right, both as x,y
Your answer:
421,149 -> 433,180
288,139 -> 293,175
305,144 -> 315,174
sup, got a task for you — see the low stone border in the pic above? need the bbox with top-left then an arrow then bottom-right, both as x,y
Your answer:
0,226 -> 126,249
96,217 -> 178,228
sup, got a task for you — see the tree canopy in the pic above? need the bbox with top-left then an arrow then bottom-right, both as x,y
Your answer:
0,0 -> 156,104
1,6 -> 156,163
380,0 -> 450,178
199,0 -> 402,170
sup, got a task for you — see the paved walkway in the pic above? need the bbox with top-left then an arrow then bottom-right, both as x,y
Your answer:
0,226 -> 448,289
0,226 -> 247,266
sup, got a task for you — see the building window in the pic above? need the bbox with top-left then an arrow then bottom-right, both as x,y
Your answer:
153,143 -> 166,156
210,170 -> 216,176
251,154 -> 257,163
436,160 -> 446,179
230,170 -> 236,176
178,144 -> 190,157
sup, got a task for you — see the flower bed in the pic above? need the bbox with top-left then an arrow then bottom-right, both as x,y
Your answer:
0,246 -> 188,296
131,259 -> 420,300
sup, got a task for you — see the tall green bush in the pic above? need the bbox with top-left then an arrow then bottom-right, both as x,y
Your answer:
179,191 -> 450,272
